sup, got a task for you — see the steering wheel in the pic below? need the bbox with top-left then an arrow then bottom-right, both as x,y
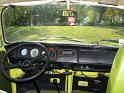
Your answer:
1,42 -> 50,83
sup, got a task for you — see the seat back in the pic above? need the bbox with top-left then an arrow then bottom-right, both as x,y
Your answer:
106,45 -> 124,93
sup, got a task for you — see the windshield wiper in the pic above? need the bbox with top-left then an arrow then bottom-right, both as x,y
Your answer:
99,39 -> 119,43
91,39 -> 119,45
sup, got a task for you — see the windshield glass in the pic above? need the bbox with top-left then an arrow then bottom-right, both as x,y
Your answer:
2,2 -> 124,46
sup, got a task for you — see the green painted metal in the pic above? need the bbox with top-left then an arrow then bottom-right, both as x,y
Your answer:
107,45 -> 124,93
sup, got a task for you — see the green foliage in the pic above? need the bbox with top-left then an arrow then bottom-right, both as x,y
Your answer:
4,6 -> 32,26
87,8 -> 99,25
3,4 -> 124,26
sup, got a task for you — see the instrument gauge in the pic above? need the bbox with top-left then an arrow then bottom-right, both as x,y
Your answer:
21,48 -> 28,56
30,49 -> 39,58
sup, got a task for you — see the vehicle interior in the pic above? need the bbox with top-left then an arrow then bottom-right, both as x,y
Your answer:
0,0 -> 124,93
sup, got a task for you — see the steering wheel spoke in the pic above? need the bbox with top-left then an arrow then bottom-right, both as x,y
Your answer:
3,64 -> 18,70
3,60 -> 28,70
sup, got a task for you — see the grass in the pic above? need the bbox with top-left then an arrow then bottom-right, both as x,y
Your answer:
4,26 -> 124,46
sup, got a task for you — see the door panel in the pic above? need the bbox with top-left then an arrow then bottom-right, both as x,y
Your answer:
0,51 -> 12,93
107,45 -> 124,93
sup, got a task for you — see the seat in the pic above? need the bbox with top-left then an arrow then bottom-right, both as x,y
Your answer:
106,45 -> 124,93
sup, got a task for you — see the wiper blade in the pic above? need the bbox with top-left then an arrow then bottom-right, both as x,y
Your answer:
100,39 -> 119,43
91,39 -> 119,45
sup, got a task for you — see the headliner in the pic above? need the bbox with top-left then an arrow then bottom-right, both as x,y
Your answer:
1,0 -> 124,9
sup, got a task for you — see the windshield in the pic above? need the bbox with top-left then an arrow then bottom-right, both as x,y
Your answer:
2,2 -> 124,46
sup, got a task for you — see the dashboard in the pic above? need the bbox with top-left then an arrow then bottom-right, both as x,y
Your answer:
5,42 -> 118,72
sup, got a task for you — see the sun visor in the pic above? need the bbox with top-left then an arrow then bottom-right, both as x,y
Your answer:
99,0 -> 124,6
118,0 -> 124,5
72,0 -> 124,9
1,0 -> 124,9
99,0 -> 118,5
2,0 -> 68,6
2,0 -> 55,6
72,0 -> 124,6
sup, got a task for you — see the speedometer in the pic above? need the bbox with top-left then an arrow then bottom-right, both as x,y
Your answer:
30,49 -> 39,58
21,48 -> 28,56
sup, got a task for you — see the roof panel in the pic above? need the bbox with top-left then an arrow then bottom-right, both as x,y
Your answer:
1,0 -> 124,6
